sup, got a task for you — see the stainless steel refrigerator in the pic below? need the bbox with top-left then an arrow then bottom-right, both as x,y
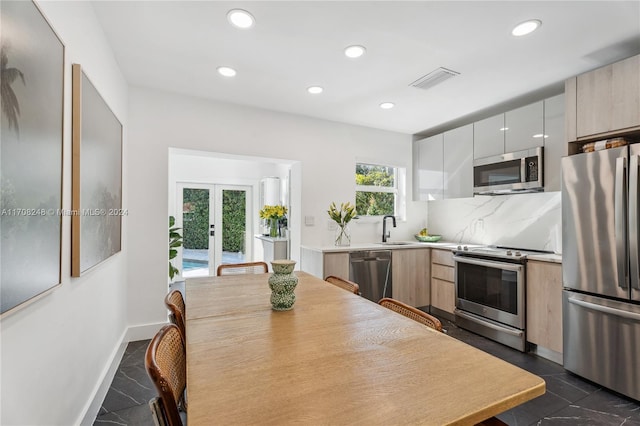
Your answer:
562,144 -> 640,401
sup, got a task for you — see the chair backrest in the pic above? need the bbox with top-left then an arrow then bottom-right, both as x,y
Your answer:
164,290 -> 186,339
378,298 -> 443,332
216,261 -> 269,276
325,275 -> 360,295
145,324 -> 186,426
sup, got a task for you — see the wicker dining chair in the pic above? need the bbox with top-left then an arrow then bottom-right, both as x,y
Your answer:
216,261 -> 269,276
164,290 -> 186,339
325,275 -> 360,295
145,324 -> 187,426
378,297 -> 443,332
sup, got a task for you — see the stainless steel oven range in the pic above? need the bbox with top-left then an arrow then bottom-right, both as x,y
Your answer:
453,246 -> 552,352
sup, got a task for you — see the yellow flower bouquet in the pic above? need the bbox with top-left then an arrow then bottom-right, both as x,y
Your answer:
260,205 -> 287,237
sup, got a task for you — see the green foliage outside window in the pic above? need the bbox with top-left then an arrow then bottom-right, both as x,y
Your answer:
183,189 -> 209,249
222,190 -> 246,252
182,188 -> 246,252
355,164 -> 396,216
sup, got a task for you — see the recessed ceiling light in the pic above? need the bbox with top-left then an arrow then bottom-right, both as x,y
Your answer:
227,9 -> 255,29
307,86 -> 323,94
500,127 -> 509,131
512,19 -> 541,36
344,45 -> 366,58
533,133 -> 549,138
379,102 -> 395,109
217,66 -> 237,77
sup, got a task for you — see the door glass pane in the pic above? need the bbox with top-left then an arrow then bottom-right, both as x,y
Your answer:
221,189 -> 246,264
182,188 -> 210,277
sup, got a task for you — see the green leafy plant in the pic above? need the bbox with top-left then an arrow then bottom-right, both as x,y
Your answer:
169,215 -> 183,280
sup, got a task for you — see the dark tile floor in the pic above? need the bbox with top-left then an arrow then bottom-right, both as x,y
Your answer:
94,321 -> 640,425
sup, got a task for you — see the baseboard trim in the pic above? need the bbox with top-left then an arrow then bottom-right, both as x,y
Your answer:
529,343 -> 563,365
125,321 -> 166,342
79,321 -> 166,426
78,329 -> 128,426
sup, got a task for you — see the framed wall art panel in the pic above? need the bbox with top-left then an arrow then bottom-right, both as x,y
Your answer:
0,0 -> 64,315
71,64 -> 123,277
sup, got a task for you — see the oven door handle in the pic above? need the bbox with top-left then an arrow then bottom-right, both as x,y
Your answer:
454,255 -> 524,272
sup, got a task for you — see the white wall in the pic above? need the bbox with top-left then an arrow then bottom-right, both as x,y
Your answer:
127,85 -> 419,331
427,192 -> 562,253
0,2 -> 129,425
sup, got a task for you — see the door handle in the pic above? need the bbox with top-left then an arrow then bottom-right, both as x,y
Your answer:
630,155 -> 640,291
615,157 -> 628,290
210,224 -> 215,237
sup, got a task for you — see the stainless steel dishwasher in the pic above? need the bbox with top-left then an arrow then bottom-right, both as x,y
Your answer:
349,250 -> 392,302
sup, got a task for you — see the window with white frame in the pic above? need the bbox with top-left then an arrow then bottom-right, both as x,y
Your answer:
355,162 -> 405,218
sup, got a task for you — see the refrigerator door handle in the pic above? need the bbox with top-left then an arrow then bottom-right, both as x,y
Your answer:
630,155 -> 640,291
615,157 -> 628,290
568,297 -> 640,322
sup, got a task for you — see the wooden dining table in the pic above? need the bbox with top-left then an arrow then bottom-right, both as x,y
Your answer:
185,271 -> 545,425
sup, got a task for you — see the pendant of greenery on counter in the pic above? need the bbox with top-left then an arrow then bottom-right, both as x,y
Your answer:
169,215 -> 183,280
328,201 -> 358,246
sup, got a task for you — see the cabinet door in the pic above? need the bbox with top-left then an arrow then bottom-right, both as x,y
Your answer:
505,101 -> 544,153
431,278 -> 455,314
392,249 -> 431,307
543,94 -> 565,192
526,261 -> 563,354
576,55 -> 640,137
324,252 -> 349,279
473,114 -> 505,159
443,124 -> 473,199
413,134 -> 443,201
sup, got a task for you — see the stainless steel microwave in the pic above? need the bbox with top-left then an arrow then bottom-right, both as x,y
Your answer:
473,147 -> 543,195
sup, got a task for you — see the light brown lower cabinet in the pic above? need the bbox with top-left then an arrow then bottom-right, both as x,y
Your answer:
392,249 -> 431,307
526,260 -> 563,355
323,252 -> 350,279
431,249 -> 456,317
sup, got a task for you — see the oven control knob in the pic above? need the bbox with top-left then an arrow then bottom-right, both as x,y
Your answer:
457,245 -> 462,250
515,251 -> 522,256
506,250 -> 513,256
463,246 -> 468,251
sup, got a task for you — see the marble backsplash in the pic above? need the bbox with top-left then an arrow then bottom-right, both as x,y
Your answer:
427,191 -> 562,253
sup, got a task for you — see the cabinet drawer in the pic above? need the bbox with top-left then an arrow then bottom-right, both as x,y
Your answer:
432,264 -> 454,282
432,249 -> 454,267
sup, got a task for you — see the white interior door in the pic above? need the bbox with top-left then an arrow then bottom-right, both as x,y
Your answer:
177,183 -> 252,277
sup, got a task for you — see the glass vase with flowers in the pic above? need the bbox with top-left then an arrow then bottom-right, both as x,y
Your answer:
259,205 -> 288,237
328,201 -> 358,246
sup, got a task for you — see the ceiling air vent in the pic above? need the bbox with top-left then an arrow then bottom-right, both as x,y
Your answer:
410,67 -> 459,90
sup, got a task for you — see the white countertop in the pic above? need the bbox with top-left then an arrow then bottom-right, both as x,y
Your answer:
527,253 -> 562,263
255,235 -> 289,242
301,242 -> 562,263
301,241 -> 465,253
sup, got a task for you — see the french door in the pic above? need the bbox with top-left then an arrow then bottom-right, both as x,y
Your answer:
177,183 -> 252,277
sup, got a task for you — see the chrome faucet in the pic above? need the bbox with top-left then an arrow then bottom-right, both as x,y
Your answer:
382,215 -> 396,242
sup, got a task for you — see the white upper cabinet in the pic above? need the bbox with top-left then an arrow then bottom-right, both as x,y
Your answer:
443,124 -> 473,199
473,114 -> 505,159
543,94 -> 565,191
413,134 -> 443,201
505,101 -> 544,153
